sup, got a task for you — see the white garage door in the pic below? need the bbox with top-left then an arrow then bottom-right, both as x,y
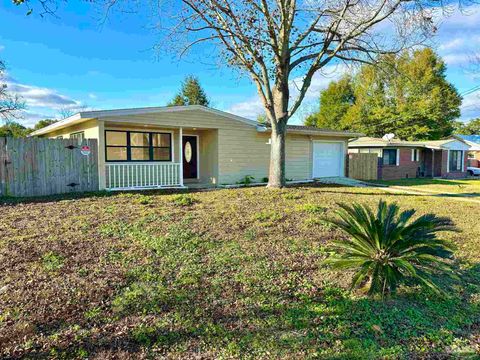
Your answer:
312,141 -> 344,178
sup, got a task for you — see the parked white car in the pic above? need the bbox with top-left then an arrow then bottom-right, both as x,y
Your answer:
467,166 -> 480,176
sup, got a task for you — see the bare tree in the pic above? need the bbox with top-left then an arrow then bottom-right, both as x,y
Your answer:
11,0 -> 471,187
162,0 -> 465,187
0,60 -> 24,121
57,104 -> 90,119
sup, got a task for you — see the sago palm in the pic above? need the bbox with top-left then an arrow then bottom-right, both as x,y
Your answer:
325,200 -> 456,297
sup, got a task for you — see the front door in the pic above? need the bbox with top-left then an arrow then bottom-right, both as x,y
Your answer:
183,136 -> 198,179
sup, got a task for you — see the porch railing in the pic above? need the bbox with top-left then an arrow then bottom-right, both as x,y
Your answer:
105,162 -> 183,190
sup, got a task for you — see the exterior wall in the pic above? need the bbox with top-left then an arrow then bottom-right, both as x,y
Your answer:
422,149 -> 433,177
441,150 -> 468,179
44,119 -> 99,140
380,148 -> 421,180
101,123 -> 219,186
217,128 -> 348,184
38,110 -> 351,188
349,146 -> 422,180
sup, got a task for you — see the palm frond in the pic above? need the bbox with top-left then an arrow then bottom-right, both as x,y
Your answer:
324,200 -> 457,298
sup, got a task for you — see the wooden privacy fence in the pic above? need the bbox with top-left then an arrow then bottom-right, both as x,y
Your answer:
0,137 -> 99,197
348,153 -> 378,181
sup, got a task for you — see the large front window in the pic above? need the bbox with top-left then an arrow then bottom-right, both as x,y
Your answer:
449,150 -> 463,172
105,130 -> 172,162
382,149 -> 397,166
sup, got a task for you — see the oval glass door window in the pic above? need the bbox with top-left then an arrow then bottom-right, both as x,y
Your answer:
184,142 -> 192,163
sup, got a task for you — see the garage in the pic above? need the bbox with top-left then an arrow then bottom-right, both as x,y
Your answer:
312,141 -> 345,178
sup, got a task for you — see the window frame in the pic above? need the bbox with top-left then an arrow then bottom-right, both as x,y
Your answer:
105,130 -> 173,162
411,148 -> 420,162
70,131 -> 85,143
382,148 -> 398,166
449,150 -> 463,172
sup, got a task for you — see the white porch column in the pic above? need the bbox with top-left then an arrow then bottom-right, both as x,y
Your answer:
179,127 -> 184,186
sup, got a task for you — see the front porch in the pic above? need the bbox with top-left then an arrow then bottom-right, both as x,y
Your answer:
102,124 -> 218,190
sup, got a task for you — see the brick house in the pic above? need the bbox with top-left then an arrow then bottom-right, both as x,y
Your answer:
348,137 -> 470,180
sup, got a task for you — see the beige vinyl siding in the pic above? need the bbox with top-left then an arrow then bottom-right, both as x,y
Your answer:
102,124 -> 219,185
217,128 -> 348,184
37,109 -> 350,188
44,119 -> 100,140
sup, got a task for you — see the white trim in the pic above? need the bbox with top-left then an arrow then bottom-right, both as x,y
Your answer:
29,105 -> 258,136
182,134 -> 200,180
104,128 -> 176,164
462,151 -> 465,172
396,149 -> 400,166
311,140 -> 346,178
179,128 -> 183,186
410,148 -> 420,162
447,150 -> 450,173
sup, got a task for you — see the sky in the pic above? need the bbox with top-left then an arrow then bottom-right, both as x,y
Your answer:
1,2 -> 479,127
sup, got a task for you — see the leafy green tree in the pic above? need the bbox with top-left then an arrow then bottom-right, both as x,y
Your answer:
0,121 -> 32,138
305,76 -> 354,129
168,76 -> 209,107
33,119 -> 57,130
12,0 -> 466,188
325,200 -> 456,298
455,118 -> 480,135
306,49 -> 462,140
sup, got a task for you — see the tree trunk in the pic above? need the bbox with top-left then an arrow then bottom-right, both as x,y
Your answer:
267,122 -> 286,188
266,78 -> 290,189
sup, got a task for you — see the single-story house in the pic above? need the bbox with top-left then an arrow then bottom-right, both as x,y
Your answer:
457,135 -> 480,168
30,105 -> 361,190
348,136 -> 471,180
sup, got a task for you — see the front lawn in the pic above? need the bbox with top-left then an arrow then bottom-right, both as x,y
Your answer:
1,185 -> 479,358
372,178 -> 480,195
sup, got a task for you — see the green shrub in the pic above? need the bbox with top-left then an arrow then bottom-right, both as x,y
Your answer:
41,252 -> 64,272
172,194 -> 196,206
236,175 -> 255,186
262,177 -> 269,183
325,200 -> 456,297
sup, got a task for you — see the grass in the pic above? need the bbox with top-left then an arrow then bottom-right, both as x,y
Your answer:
372,178 -> 480,195
0,184 -> 479,358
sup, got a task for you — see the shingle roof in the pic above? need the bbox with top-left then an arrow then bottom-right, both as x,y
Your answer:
349,136 -> 469,149
458,135 -> 480,144
286,125 -> 358,134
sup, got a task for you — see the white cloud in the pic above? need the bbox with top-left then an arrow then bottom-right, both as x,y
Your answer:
1,75 -> 85,126
0,45 -> 5,52
18,110 -> 57,127
228,97 -> 264,120
227,63 -> 350,122
443,53 -> 471,66
5,77 -> 81,110
88,93 -> 98,100
438,38 -> 464,51
461,91 -> 480,120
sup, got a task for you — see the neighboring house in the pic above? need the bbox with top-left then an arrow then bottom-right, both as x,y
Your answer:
457,135 -> 480,167
348,137 -> 470,180
30,105 -> 361,190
